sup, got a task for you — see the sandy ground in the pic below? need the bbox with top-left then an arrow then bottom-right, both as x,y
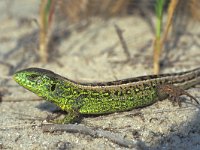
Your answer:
0,1 -> 200,150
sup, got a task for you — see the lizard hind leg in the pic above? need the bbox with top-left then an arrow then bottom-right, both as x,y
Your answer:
158,84 -> 199,106
169,95 -> 182,107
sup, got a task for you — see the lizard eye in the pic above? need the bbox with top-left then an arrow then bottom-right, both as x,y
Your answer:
28,74 -> 40,81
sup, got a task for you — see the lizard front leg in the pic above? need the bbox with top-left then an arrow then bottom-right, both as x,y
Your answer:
47,109 -> 81,124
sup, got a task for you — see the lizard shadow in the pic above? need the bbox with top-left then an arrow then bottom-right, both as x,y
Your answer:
141,98 -> 200,149
36,101 -> 113,123
36,101 -> 62,113
36,97 -> 200,149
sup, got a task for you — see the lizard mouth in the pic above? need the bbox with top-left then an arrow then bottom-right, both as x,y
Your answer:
13,71 -> 33,89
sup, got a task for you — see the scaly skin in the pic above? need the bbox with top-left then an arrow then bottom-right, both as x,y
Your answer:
13,67 -> 200,123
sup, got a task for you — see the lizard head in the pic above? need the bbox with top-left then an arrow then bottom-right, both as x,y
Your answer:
13,68 -> 59,99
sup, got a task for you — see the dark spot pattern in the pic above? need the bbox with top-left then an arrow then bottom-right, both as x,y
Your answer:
50,84 -> 56,91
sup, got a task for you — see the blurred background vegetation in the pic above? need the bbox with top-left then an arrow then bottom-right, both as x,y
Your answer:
38,0 -> 200,74
1,0 -> 199,74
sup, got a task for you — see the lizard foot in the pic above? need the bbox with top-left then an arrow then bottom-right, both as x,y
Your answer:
158,84 -> 199,107
46,111 -> 81,124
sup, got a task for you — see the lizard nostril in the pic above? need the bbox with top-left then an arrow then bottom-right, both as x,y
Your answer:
13,74 -> 19,82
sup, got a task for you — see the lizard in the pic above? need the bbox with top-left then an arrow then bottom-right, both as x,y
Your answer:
13,67 -> 200,124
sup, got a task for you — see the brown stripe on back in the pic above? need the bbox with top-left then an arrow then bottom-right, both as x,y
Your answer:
17,67 -> 200,90
76,68 -> 200,87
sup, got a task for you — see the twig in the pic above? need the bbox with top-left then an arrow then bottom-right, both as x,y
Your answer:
42,124 -> 140,149
114,24 -> 131,62
162,0 -> 179,44
0,124 -> 38,130
1,97 -> 42,102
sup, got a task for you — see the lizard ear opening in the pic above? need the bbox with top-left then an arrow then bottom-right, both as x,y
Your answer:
50,84 -> 56,91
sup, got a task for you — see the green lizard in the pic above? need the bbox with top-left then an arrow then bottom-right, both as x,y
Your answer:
13,67 -> 200,124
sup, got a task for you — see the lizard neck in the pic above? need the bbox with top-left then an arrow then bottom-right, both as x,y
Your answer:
46,79 -> 83,110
